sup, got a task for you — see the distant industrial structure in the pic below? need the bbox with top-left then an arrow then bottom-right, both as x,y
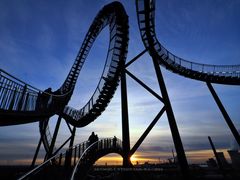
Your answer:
228,150 -> 240,169
207,136 -> 240,171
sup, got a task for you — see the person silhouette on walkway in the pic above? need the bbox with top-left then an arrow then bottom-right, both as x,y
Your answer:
88,132 -> 98,146
94,134 -> 99,142
37,88 -> 52,111
44,88 -> 52,108
113,136 -> 117,148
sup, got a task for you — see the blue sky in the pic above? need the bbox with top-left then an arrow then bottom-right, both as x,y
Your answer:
0,0 -> 240,165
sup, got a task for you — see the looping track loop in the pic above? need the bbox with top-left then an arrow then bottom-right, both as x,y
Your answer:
61,2 -> 129,127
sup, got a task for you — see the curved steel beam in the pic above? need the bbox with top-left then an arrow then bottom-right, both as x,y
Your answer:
62,2 -> 129,127
71,138 -> 123,180
136,0 -> 240,85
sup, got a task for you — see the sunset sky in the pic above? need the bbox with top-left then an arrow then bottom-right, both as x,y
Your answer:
0,0 -> 240,166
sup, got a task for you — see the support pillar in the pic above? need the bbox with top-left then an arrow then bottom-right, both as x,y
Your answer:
45,116 -> 62,159
130,107 -> 165,155
207,82 -> 240,147
152,57 -> 189,177
143,0 -> 189,176
69,126 -> 76,148
31,136 -> 42,168
65,126 -> 76,167
208,136 -> 223,169
121,69 -> 131,167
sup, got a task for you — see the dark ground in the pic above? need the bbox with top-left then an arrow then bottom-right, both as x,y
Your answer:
0,165 -> 240,180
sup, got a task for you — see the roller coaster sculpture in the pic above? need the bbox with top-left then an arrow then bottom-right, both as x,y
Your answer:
0,0 -> 239,179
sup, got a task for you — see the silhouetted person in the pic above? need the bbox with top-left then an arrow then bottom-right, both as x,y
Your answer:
88,132 -> 96,146
88,132 -> 99,151
40,88 -> 52,110
94,134 -> 99,142
113,136 -> 117,147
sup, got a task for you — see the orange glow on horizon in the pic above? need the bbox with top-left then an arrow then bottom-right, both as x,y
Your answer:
94,148 -> 231,165
0,148 -> 232,166
130,154 -> 137,162
95,154 -> 123,165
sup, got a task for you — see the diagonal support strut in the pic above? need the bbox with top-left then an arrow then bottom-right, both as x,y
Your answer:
130,106 -> 166,155
207,82 -> 240,147
125,69 -> 164,102
125,49 -> 147,68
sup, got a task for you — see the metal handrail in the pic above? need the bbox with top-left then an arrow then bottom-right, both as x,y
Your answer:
18,140 -> 89,180
18,138 -> 121,180
0,69 -> 40,92
0,69 -> 73,97
71,137 -> 122,180
0,68 -> 73,113
70,140 -> 100,180
159,45 -> 240,75
18,153 -> 59,180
